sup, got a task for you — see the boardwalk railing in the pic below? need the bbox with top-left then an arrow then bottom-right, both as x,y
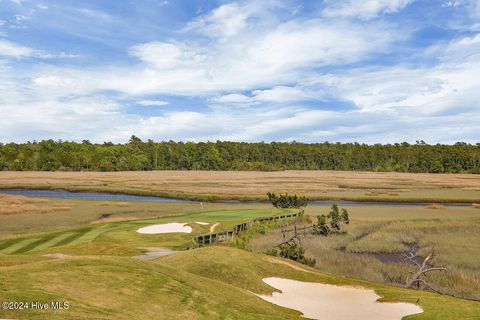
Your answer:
195,209 -> 304,245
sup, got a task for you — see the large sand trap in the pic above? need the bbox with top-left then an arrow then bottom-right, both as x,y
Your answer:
257,278 -> 423,320
137,222 -> 209,234
137,223 -> 192,234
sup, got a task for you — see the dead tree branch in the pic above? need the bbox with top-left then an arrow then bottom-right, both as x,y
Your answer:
405,248 -> 446,293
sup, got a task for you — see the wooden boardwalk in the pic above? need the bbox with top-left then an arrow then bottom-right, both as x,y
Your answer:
195,209 -> 304,245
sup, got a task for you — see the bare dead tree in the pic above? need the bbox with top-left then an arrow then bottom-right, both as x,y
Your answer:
275,227 -> 301,248
405,248 -> 446,294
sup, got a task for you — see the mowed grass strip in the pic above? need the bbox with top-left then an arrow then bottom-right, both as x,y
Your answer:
68,224 -> 118,245
32,232 -> 76,251
0,238 -> 23,251
29,225 -> 115,250
0,224 -> 130,256
0,238 -> 40,254
13,237 -> 53,254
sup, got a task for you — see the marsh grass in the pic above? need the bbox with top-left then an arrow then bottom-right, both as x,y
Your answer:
248,205 -> 480,300
97,201 -> 132,207
0,194 -> 72,215
426,204 -> 445,209
1,170 -> 479,202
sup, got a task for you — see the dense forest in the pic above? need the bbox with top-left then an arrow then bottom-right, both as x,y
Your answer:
0,136 -> 479,173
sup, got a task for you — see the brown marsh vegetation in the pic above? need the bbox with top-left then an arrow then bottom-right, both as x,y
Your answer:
0,170 -> 479,202
0,194 -> 72,215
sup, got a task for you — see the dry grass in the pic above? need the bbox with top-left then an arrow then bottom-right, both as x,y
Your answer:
91,215 -> 139,224
97,201 -> 131,207
0,194 -> 48,203
0,194 -> 72,215
0,170 -> 479,202
426,204 -> 445,209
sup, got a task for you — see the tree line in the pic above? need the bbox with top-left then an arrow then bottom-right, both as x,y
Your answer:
1,136 -> 479,173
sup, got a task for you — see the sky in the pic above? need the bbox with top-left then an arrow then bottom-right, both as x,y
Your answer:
0,0 -> 479,144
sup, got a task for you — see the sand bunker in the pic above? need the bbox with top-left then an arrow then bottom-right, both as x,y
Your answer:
257,278 -> 423,320
137,223 -> 192,234
137,222 -> 209,234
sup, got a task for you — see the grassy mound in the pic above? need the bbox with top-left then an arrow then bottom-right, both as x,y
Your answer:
0,246 -> 479,319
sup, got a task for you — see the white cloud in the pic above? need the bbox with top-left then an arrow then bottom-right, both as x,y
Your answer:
0,38 -> 35,58
0,38 -> 77,59
0,95 -> 128,142
185,3 -> 247,37
14,14 -> 30,22
443,1 -> 461,7
323,0 -> 414,20
137,100 -> 169,106
310,32 -> 480,118
182,2 -> 267,39
212,86 -> 321,105
212,93 -> 252,104
129,41 -> 206,70
253,86 -> 319,102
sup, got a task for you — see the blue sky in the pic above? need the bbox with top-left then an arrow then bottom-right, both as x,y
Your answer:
0,0 -> 479,143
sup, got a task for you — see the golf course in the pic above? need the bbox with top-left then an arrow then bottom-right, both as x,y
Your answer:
0,171 -> 479,319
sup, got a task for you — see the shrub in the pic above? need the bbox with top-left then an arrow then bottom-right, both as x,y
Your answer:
267,192 -> 308,208
267,242 -> 316,267
312,204 -> 349,236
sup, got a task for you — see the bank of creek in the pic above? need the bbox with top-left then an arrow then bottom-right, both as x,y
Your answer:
0,189 -> 472,207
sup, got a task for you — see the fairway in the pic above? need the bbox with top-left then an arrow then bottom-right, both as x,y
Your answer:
0,207 -> 280,254
1,170 -> 479,202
